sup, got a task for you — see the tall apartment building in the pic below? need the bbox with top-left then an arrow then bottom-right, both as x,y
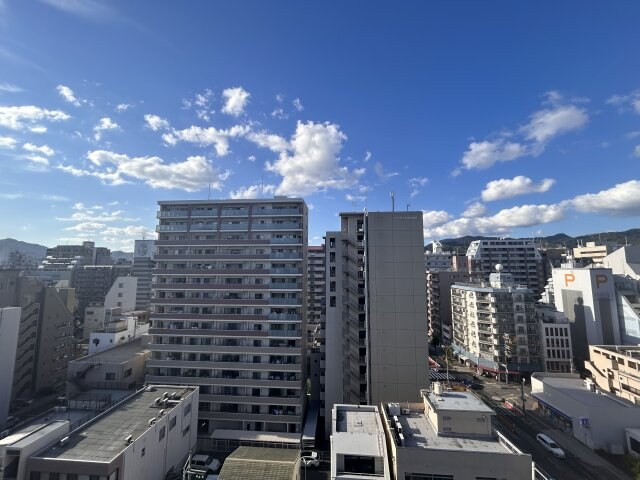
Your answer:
147,198 -> 308,438
0,271 -> 73,403
427,270 -> 474,345
0,307 -> 20,429
132,239 -> 156,310
323,211 -> 428,432
451,265 -> 542,379
307,245 -> 326,326
465,239 -> 544,296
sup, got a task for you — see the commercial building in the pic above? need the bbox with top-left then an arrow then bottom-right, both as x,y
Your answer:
427,270 -> 474,345
36,241 -> 111,285
451,265 -> 542,379
552,268 -> 622,365
0,385 -> 198,480
67,337 -> 150,397
147,198 -> 307,439
132,239 -> 156,310
0,271 -> 73,403
536,302 -> 573,373
81,275 -> 138,340
586,345 -> 640,405
603,245 -> 640,280
531,372 -> 640,454
0,307 -> 20,429
424,240 -> 453,271
323,211 -> 428,433
330,404 -> 390,479
465,238 -> 545,296
381,387 -> 533,480
573,241 -> 620,266
87,312 -> 150,355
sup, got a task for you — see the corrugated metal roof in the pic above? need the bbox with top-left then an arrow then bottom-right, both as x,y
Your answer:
218,447 -> 298,480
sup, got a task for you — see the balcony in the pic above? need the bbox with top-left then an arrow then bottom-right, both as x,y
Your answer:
157,224 -> 188,232
270,237 -> 302,244
221,209 -> 249,216
252,208 -> 302,216
220,223 -> 248,230
158,210 -> 188,218
191,223 -> 217,231
252,223 -> 302,230
191,210 -> 218,217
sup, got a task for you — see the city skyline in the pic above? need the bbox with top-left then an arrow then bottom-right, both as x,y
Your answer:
1,1 -> 640,251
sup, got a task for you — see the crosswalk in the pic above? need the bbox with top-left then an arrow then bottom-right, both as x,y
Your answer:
494,404 -> 522,417
429,371 -> 471,382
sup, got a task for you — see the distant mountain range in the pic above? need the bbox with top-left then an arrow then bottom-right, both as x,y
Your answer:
427,228 -> 640,253
0,238 -> 134,265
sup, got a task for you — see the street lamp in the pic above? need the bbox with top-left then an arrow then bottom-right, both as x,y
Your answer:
301,457 -> 312,480
521,377 -> 526,416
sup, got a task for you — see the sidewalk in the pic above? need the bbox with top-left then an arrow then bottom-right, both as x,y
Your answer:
526,409 -> 631,480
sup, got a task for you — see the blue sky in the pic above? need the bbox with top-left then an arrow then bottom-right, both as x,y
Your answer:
1,1 -> 639,251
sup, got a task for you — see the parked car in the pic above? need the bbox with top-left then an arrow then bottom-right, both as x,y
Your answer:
191,454 -> 221,473
462,379 -> 483,390
536,433 -> 566,459
300,450 -> 320,468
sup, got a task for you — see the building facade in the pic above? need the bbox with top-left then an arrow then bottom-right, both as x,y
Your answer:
0,307 -> 20,429
587,345 -> 640,405
466,239 -> 544,296
147,198 -> 308,437
536,303 -> 573,373
424,241 -> 453,271
132,239 -> 156,310
323,211 -> 428,433
573,241 -> 620,266
451,266 -> 542,379
427,270 -> 474,345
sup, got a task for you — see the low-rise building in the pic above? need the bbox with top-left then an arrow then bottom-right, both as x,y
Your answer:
573,241 -> 620,266
330,404 -> 390,479
381,386 -> 533,480
218,446 -> 300,480
536,303 -> 573,373
586,345 -> 640,405
6,385 -> 198,480
531,372 -> 640,454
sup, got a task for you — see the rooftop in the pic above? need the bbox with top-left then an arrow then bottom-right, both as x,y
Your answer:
218,447 -> 298,480
33,386 -> 194,463
532,373 -> 634,409
395,411 -> 511,454
592,345 -> 640,359
72,338 -> 148,364
424,391 -> 495,414
332,405 -> 386,458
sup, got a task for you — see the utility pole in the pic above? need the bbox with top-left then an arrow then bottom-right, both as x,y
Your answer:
521,378 -> 526,416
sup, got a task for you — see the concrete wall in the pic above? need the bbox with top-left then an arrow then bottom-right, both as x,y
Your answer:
367,212 -> 428,405
0,307 -> 20,429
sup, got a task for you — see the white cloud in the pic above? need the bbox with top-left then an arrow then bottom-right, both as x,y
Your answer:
30,125 -> 47,133
229,184 -> 276,199
57,150 -> 225,192
422,210 -> 453,228
481,176 -> 556,202
265,121 -> 364,196
364,151 -> 372,162
93,117 -> 120,140
247,155 -> 256,162
64,221 -> 107,232
39,0 -> 115,19
457,93 -> 588,172
57,205 -> 135,222
22,155 -> 50,170
0,135 -> 17,149
409,177 -> 429,187
634,145 -> 640,158
163,124 -> 249,156
424,203 -> 566,238
115,103 -> 132,112
0,192 -> 68,201
346,194 -> 366,203
271,108 -> 287,119
373,161 -> 399,180
23,142 -> 55,156
246,131 -> 289,153
192,89 -> 215,121
0,82 -> 22,93
101,225 -> 156,238
607,90 -> 640,115
0,105 -> 70,130
56,84 -> 81,106
570,180 -> 640,216
460,140 -> 528,170
221,87 -> 250,117
144,114 -> 169,131
292,98 -> 303,112
461,202 -> 487,218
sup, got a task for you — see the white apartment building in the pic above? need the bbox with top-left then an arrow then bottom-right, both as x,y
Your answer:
0,307 -> 20,430
451,265 -> 542,379
573,241 -> 619,266
427,270 -> 473,345
82,276 -> 138,339
323,211 -> 428,433
147,198 -> 307,439
132,239 -> 156,310
330,404 -> 390,480
587,345 -> 640,405
307,245 -> 325,326
381,387 -> 533,480
536,303 -> 573,373
603,245 -> 640,280
466,238 -> 544,296
424,241 -> 453,271
0,385 -> 198,480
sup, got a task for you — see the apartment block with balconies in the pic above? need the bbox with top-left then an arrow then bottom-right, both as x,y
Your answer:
147,198 -> 308,439
451,265 -> 542,379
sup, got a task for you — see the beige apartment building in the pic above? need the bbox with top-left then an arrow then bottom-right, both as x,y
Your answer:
587,345 -> 640,405
146,198 -> 308,438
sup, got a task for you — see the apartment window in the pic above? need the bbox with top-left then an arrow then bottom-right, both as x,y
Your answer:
329,281 -> 336,292
123,368 -> 132,378
119,283 -> 124,288
68,475 -> 78,480
29,474 -> 41,480
169,416 -> 177,430
183,425 -> 191,436
141,447 -> 146,457
442,416 -> 451,421
159,426 -> 166,441
329,252 -> 336,262
330,296 -> 336,307
105,372 -> 116,381
90,476 -> 100,480
184,403 -> 192,415
329,267 -> 336,277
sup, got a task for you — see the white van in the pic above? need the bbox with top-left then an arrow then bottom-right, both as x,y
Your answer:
536,433 -> 566,459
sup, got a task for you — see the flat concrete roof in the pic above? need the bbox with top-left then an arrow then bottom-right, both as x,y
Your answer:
533,374 -> 634,409
158,198 -> 303,205
33,386 -> 194,463
72,338 -> 148,364
425,391 -> 495,414
592,345 -> 640,358
332,406 -> 386,458
209,429 -> 300,444
397,412 -> 511,454
0,422 -> 68,448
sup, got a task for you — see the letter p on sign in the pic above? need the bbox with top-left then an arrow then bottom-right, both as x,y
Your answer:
564,273 -> 575,286
596,274 -> 608,289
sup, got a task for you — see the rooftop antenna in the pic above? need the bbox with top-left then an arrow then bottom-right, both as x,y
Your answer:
391,191 -> 395,212
260,175 -> 264,198
406,204 -> 410,211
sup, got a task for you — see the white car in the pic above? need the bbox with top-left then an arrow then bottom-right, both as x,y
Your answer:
300,450 -> 320,468
191,454 -> 221,473
536,433 -> 566,459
